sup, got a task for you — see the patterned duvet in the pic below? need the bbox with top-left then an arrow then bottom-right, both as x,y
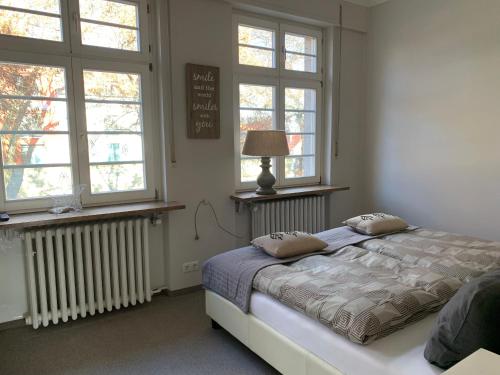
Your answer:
253,229 -> 500,344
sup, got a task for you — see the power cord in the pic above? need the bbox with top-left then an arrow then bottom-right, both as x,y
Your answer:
194,199 -> 243,240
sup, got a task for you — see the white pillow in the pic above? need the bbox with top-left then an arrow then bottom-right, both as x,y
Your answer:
251,231 -> 328,258
343,213 -> 408,235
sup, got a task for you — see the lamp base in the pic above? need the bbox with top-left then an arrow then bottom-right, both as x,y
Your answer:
255,157 -> 277,195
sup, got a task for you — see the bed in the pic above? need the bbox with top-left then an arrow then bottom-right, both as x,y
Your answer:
203,226 -> 500,375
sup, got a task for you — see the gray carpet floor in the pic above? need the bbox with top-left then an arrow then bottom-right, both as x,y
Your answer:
0,291 -> 280,375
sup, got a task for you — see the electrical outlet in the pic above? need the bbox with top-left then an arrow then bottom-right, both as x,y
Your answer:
182,261 -> 199,273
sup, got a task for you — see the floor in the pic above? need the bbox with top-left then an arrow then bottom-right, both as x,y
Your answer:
0,291 -> 280,375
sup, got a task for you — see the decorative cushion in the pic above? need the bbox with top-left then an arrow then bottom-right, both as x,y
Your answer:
424,270 -> 500,369
251,231 -> 328,258
343,213 -> 408,235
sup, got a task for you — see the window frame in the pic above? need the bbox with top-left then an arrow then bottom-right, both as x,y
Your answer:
280,24 -> 323,81
72,59 -> 156,205
68,0 -> 151,62
234,75 -> 278,190
0,0 -> 156,212
0,0 -> 71,55
279,79 -> 322,187
233,14 -> 323,191
0,51 -> 81,212
233,15 -> 279,78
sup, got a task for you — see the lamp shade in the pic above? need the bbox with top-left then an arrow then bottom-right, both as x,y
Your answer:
242,130 -> 290,157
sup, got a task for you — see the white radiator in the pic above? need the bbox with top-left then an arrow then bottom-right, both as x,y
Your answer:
251,196 -> 326,238
24,218 -> 151,329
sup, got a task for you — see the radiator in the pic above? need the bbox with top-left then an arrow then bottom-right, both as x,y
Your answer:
251,196 -> 326,238
24,218 -> 151,329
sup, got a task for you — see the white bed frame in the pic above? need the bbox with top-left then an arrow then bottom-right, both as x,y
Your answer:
205,290 -> 343,375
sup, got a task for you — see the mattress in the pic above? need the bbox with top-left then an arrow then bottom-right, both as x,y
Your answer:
250,291 -> 443,375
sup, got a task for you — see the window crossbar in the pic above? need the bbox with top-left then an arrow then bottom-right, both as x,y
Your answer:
84,99 -> 142,105
0,130 -> 69,135
89,160 -> 144,166
285,109 -> 316,113
284,50 -> 317,58
0,95 -> 67,101
239,107 -> 274,111
80,18 -> 139,32
238,43 -> 275,52
285,154 -> 315,158
86,131 -> 143,135
2,163 -> 71,169
0,5 -> 61,18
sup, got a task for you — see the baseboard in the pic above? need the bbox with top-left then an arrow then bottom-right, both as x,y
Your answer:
164,284 -> 203,296
0,318 -> 25,332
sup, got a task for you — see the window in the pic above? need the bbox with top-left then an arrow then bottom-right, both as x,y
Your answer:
78,0 -> 140,51
238,24 -> 275,68
234,15 -> 322,188
238,83 -> 276,181
0,0 -> 63,41
0,0 -> 153,211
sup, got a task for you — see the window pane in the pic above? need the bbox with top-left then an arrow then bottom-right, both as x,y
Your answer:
85,102 -> 141,132
285,33 -> 316,55
239,84 -> 274,109
1,134 -> 70,165
88,134 -> 143,163
241,158 -> 275,183
285,111 -> 315,133
79,0 -> 137,27
240,110 -> 273,153
0,8 -> 61,41
240,110 -> 273,131
79,0 -> 139,51
0,99 -> 68,132
83,69 -> 146,194
239,46 -> 274,68
285,156 -> 315,178
238,25 -> 273,48
0,62 -> 66,98
81,22 -> 139,51
83,70 -> 140,101
286,134 -> 315,156
285,88 -> 316,111
0,0 -> 60,14
3,166 -> 72,200
285,53 -> 317,73
90,163 -> 144,193
0,62 -> 73,200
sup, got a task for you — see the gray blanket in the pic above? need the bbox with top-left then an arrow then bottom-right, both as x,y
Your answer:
202,226 -> 376,312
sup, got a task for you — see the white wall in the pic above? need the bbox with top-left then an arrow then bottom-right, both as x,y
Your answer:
329,29 -> 368,226
366,0 -> 500,240
163,0 -> 239,291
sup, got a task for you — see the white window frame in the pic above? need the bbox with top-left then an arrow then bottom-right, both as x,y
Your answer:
0,0 -> 71,55
234,13 -> 323,190
280,24 -> 323,81
234,75 -> 278,190
72,59 -> 156,205
0,0 -> 155,212
0,51 -> 80,212
279,79 -> 322,186
233,15 -> 279,78
68,0 -> 150,62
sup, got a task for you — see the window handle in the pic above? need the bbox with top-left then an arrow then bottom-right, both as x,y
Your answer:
73,11 -> 80,33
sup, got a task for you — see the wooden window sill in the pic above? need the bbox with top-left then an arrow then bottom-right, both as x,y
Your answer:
0,201 -> 185,230
230,184 -> 349,204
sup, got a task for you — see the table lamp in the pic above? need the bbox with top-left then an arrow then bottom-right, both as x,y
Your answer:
242,130 -> 289,195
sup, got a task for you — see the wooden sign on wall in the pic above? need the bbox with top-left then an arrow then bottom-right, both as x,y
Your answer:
186,63 -> 220,139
